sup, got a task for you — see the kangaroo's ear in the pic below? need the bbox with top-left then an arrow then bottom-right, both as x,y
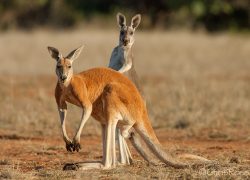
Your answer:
117,12 -> 126,28
47,46 -> 62,60
131,14 -> 141,29
66,45 -> 84,62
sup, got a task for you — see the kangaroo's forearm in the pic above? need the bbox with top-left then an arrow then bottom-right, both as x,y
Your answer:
74,105 -> 92,142
58,108 -> 71,143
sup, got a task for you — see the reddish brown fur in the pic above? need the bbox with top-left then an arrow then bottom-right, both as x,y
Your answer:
52,49 -> 209,168
55,67 -> 147,127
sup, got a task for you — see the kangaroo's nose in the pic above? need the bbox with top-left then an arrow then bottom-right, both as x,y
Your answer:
123,39 -> 129,45
61,75 -> 67,81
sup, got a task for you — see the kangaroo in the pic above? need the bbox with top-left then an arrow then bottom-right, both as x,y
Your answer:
109,12 -> 144,98
48,46 -> 211,170
108,13 -> 145,165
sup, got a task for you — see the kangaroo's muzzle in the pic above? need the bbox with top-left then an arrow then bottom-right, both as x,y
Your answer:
61,75 -> 67,82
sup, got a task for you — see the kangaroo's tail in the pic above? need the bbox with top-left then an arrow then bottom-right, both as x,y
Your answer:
134,115 -> 210,168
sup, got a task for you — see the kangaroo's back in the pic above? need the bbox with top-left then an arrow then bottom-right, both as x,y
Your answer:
76,67 -> 144,104
77,67 -> 136,89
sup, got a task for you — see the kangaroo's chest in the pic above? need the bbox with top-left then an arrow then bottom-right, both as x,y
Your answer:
63,90 -> 82,107
109,55 -> 124,71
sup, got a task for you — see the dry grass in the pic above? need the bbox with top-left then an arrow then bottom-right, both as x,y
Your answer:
0,29 -> 249,179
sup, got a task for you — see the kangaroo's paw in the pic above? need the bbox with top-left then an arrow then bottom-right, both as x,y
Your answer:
73,143 -> 81,152
72,139 -> 81,152
63,162 -> 104,171
65,142 -> 74,152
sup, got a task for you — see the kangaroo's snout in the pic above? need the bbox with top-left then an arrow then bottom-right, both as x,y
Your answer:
123,39 -> 129,46
61,75 -> 67,81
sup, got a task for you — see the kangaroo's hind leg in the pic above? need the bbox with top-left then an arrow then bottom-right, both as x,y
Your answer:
102,119 -> 118,168
102,83 -> 123,169
116,128 -> 133,165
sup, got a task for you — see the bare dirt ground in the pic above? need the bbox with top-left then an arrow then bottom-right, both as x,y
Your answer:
0,30 -> 249,179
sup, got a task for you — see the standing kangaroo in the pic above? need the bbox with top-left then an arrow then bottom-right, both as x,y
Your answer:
109,13 -> 144,98
48,46 -> 210,170
108,13 -> 144,165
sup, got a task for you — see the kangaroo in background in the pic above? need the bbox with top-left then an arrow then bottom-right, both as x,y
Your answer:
108,13 -> 145,165
109,12 -> 145,99
48,46 -> 211,170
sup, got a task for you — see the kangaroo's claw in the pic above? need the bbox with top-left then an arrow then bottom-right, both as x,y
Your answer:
66,142 -> 74,152
73,142 -> 81,152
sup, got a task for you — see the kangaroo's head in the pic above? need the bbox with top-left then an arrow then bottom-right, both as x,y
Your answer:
117,12 -> 141,48
47,46 -> 83,85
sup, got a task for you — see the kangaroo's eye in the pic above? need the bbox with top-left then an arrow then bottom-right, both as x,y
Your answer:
130,31 -> 133,35
120,31 -> 124,35
57,65 -> 61,68
68,66 -> 71,68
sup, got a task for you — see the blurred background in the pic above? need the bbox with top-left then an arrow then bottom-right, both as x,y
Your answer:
0,0 -> 250,138
0,0 -> 249,140
0,1 -> 250,178
0,0 -> 249,31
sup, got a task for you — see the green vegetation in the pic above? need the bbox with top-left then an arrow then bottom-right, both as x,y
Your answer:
0,0 -> 249,31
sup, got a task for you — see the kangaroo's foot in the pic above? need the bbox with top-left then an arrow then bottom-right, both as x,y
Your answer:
63,161 -> 116,171
63,163 -> 80,170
